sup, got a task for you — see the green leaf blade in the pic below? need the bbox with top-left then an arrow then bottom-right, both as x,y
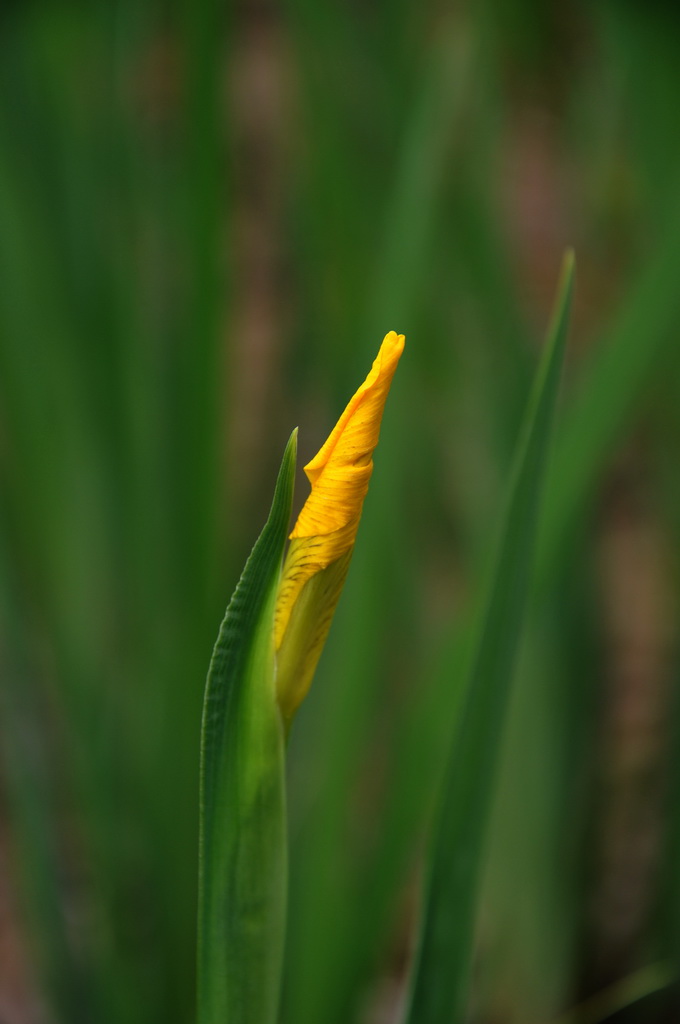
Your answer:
405,253 -> 574,1024
197,429 -> 297,1024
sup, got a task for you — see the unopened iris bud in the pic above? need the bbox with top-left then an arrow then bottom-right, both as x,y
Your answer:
274,331 -> 405,724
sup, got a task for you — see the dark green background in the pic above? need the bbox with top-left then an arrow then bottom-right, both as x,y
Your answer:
1,2 -> 679,1022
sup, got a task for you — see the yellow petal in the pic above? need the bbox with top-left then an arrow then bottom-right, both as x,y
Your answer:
291,330 -> 405,539
274,330 -> 404,722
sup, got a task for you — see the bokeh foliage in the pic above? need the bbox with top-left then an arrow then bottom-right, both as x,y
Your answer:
1,1 -> 679,1022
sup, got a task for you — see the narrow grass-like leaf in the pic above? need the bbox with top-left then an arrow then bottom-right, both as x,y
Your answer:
197,430 -> 297,1024
539,198 -> 680,580
405,252 -> 574,1024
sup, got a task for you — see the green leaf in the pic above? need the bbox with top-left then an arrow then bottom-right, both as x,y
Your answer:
405,252 -> 574,1024
197,429 -> 297,1024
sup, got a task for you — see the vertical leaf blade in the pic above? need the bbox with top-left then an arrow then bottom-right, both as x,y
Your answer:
197,430 -> 297,1024
406,253 -> 574,1024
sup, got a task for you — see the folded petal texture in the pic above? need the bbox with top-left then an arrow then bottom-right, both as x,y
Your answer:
274,331 -> 404,722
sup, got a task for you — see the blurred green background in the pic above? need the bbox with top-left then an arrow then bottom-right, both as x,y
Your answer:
2,1 -> 680,1022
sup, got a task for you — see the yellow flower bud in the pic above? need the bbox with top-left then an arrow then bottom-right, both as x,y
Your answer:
274,331 -> 405,724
